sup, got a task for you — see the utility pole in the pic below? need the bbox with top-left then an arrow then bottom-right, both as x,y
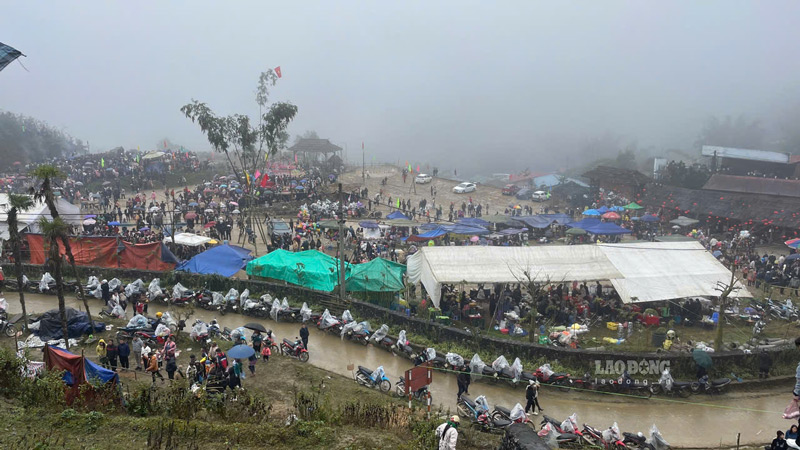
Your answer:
337,183 -> 346,301
362,145 -> 365,183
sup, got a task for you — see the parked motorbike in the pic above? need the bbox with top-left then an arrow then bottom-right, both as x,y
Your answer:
650,369 -> 692,398
582,423 -> 626,449
539,413 -> 590,444
280,338 -> 309,362
317,309 -> 342,333
355,365 -> 391,393
691,376 -> 730,394
394,376 -> 431,402
341,320 -> 371,345
0,310 -> 19,338
457,395 -> 511,433
623,431 -> 656,450
491,403 -> 535,430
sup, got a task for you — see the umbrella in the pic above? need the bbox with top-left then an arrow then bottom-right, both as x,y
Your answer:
209,201 -> 218,207
139,227 -> 150,232
204,182 -> 212,186
640,214 -> 659,223
235,188 -> 243,194
84,214 -> 97,219
133,205 -> 144,210
229,201 -> 238,206
185,212 -> 198,220
108,221 -> 121,226
623,202 -> 643,210
610,206 -> 625,212
786,239 -> 800,249
786,253 -> 800,262
232,209 -> 241,214
227,344 -> 255,359
204,208 -> 214,213
601,212 -> 620,220
74,181 -> 84,186
188,202 -> 199,207
670,216 -> 699,227
82,219 -> 96,225
243,322 -> 267,333
204,221 -> 216,229
149,206 -> 160,212
219,184 -> 228,188
583,209 -> 601,216
712,250 -> 722,258
470,236 -> 480,242
102,181 -> 112,186
566,227 -> 587,236
692,349 -> 713,369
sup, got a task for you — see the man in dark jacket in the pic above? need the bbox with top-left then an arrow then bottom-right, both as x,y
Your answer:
456,367 -> 471,400
299,324 -> 309,350
525,380 -> 542,415
101,279 -> 111,305
117,338 -> 130,371
105,339 -> 119,372
759,349 -> 772,379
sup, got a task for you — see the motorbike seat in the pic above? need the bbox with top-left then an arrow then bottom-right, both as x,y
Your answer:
551,372 -> 568,379
358,366 -> 373,376
500,367 -> 515,378
482,366 -> 497,376
492,417 -> 512,428
460,395 -> 476,408
542,415 -> 560,426
399,344 -> 413,353
494,405 -> 511,416
381,337 -> 395,346
520,371 -> 535,381
557,433 -> 579,441
282,338 -> 295,347
711,378 -> 730,385
672,381 -> 691,387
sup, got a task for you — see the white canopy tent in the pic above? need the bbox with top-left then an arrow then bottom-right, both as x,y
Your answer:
406,241 -> 750,307
163,232 -> 212,247
0,194 -> 82,240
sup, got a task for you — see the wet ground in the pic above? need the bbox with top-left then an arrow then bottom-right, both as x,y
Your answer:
5,293 -> 790,448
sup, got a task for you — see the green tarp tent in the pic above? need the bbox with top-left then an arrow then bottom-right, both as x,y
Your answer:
246,249 -> 350,292
623,202 -> 643,210
346,258 -> 406,292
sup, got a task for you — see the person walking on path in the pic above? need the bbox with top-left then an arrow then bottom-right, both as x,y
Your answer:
147,351 -> 164,383
525,380 -> 543,416
456,366 -> 471,400
299,323 -> 309,350
118,338 -> 130,371
760,348 -> 773,379
435,415 -> 459,450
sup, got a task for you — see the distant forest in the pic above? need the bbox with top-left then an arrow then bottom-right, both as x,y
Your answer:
0,111 -> 85,163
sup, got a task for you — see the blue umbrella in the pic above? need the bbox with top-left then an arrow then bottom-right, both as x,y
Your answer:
583,209 -> 601,216
712,250 -> 722,258
227,344 -> 255,359
84,214 -> 97,219
108,221 -> 121,226
610,206 -> 625,212
786,253 -> 800,261
641,214 -> 659,223
139,227 -> 150,232
188,202 -> 199,207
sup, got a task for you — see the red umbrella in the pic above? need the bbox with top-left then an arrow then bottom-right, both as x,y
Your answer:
184,212 -> 198,220
204,221 -> 216,229
602,211 -> 621,220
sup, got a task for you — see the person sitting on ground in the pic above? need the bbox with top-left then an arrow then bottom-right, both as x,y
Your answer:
771,430 -> 788,450
786,424 -> 799,440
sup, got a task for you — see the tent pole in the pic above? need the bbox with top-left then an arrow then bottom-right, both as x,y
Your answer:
338,183 -> 346,301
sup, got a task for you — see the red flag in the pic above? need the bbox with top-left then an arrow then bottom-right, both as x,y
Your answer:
275,66 -> 282,78
260,173 -> 269,188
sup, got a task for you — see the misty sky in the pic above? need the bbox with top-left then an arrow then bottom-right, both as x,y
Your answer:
2,1 -> 799,175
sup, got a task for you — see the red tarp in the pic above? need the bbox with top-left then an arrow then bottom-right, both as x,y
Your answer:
26,234 -> 174,271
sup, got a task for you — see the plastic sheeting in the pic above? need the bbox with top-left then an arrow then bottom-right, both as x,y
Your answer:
346,257 -> 406,292
176,244 -> 252,277
407,242 -> 749,306
163,232 -> 212,247
246,249 -> 350,292
25,234 -> 176,271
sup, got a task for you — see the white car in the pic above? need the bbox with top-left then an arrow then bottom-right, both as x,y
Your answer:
415,173 -> 432,184
453,182 -> 476,194
531,190 -> 548,202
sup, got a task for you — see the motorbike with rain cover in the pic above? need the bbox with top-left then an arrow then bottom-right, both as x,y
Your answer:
355,365 -> 391,392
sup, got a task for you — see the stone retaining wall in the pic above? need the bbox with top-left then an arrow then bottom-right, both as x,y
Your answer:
7,263 -> 796,380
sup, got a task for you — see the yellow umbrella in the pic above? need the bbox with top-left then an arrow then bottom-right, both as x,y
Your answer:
208,239 -> 219,244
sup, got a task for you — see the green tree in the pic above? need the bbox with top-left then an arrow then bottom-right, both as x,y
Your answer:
30,165 -> 95,333
5,194 -> 33,330
38,217 -> 71,349
180,68 -> 297,186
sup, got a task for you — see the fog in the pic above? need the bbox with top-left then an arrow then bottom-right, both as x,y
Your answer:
2,1 -> 799,175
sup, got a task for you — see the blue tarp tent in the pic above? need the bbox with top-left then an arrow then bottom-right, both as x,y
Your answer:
515,216 -> 555,229
457,217 -> 491,228
566,218 -> 601,230
177,244 -> 253,277
441,224 -> 490,235
407,227 -> 448,242
584,222 -> 632,235
386,211 -> 411,220
539,213 -> 573,225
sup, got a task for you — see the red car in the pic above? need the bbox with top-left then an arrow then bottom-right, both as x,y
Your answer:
502,184 -> 520,195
